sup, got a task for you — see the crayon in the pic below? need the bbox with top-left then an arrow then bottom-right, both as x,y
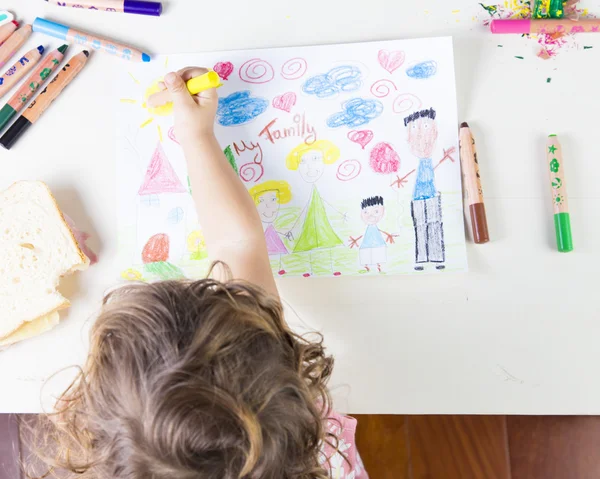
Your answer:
45,0 -> 162,17
0,45 -> 68,133
0,21 -> 18,46
459,122 -> 489,244
147,71 -> 222,108
0,50 -> 89,150
33,18 -> 150,63
0,25 -> 32,69
0,46 -> 45,99
187,71 -> 222,95
546,135 -> 573,252
491,19 -> 600,34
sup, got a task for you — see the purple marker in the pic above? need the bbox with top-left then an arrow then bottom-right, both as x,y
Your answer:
45,0 -> 162,17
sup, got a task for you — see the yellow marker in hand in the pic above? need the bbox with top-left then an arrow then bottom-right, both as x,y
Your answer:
145,70 -> 222,113
186,71 -> 222,95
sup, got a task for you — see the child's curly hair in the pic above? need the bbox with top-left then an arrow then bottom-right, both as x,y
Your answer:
24,277 -> 335,479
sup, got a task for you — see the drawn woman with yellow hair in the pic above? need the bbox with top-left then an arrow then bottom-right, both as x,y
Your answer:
286,140 -> 344,276
248,180 -> 292,275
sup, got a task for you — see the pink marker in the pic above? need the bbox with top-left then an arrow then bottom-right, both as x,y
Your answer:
33,17 -> 150,62
491,19 -> 600,34
45,0 -> 162,17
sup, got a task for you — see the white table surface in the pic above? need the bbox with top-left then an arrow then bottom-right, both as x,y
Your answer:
1,0 -> 600,414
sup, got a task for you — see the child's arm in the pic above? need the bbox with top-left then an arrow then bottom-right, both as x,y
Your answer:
149,68 -> 277,296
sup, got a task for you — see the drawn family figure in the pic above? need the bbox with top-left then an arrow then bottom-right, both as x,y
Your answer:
248,180 -> 293,275
404,107 -> 446,270
349,196 -> 398,273
286,140 -> 344,277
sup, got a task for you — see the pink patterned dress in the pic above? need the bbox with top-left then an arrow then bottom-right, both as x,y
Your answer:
320,411 -> 369,478
264,224 -> 288,255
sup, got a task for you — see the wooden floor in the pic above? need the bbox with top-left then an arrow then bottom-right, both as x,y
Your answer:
354,415 -> 600,479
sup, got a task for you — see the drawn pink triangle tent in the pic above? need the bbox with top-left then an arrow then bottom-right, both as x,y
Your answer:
138,142 -> 187,195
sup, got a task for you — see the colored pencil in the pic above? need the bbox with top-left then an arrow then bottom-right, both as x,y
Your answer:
0,25 -> 32,70
45,0 -> 162,17
0,11 -> 15,28
0,50 -> 89,150
0,45 -> 68,133
459,122 -> 489,244
491,19 -> 600,34
33,18 -> 150,62
0,46 -> 45,99
0,21 -> 18,46
546,135 -> 573,252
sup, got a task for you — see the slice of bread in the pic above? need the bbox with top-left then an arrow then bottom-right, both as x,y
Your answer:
0,181 -> 89,343
0,311 -> 60,347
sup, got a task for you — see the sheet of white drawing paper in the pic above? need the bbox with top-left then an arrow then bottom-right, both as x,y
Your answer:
116,37 -> 467,280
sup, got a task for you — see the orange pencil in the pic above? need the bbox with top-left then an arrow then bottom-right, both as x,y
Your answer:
0,24 -> 32,69
0,45 -> 45,99
0,50 -> 90,150
0,21 -> 18,46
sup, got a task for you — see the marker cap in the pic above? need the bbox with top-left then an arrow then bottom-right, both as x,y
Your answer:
554,213 -> 573,252
187,71 -> 221,95
124,0 -> 162,16
32,18 -> 69,40
490,19 -> 532,34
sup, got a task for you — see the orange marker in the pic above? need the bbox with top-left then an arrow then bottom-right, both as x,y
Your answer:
0,46 -> 45,99
0,50 -> 90,150
0,21 -> 18,46
0,24 -> 32,69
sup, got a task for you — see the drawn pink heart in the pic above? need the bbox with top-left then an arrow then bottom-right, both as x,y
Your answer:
378,50 -> 406,74
213,61 -> 234,81
168,126 -> 179,145
347,130 -> 374,149
272,92 -> 297,113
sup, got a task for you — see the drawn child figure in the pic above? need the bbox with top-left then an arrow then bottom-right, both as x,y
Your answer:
286,140 -> 345,277
404,107 -> 445,270
349,196 -> 397,273
248,180 -> 292,275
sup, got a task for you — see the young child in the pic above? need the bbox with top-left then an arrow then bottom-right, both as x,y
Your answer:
350,196 -> 397,274
26,68 -> 368,479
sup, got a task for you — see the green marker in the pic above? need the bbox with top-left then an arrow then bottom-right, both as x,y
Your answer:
0,44 -> 68,133
547,134 -> 573,252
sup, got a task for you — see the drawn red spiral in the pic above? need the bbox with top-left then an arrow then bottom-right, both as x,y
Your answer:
239,58 -> 275,84
281,57 -> 308,80
370,79 -> 398,98
239,162 -> 264,183
336,159 -> 362,181
393,93 -> 422,113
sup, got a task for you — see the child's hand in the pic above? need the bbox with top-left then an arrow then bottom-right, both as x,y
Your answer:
147,67 -> 218,145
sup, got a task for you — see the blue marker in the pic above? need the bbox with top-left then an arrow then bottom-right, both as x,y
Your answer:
33,17 -> 150,63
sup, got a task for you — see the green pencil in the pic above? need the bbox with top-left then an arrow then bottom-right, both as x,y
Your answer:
547,134 -> 573,252
532,0 -> 566,19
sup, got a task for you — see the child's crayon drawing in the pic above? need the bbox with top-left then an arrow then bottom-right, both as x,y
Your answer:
116,37 -> 467,279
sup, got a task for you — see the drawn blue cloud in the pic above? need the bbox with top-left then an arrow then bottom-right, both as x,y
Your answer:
303,65 -> 362,98
406,61 -> 438,79
217,91 -> 269,126
326,98 -> 383,128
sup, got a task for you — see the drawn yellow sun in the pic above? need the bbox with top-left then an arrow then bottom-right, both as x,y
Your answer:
144,78 -> 174,117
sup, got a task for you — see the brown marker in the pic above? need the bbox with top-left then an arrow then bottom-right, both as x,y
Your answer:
459,122 -> 489,244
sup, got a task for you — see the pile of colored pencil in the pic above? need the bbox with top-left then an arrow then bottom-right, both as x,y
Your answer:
0,3 -> 156,150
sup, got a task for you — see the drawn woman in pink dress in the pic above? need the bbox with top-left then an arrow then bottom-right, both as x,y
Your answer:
249,180 -> 293,275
